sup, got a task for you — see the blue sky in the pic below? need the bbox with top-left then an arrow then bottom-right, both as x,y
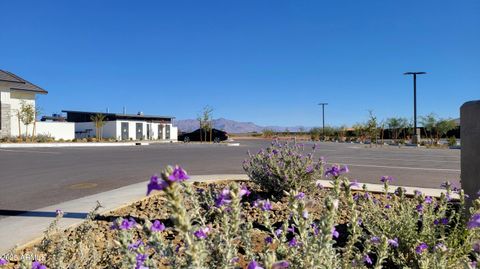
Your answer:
1,1 -> 479,127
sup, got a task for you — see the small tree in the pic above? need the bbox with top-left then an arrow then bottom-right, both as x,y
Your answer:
90,113 -> 106,141
365,110 -> 378,147
19,101 -> 35,141
420,113 -> 438,144
436,119 -> 456,143
199,106 -> 214,142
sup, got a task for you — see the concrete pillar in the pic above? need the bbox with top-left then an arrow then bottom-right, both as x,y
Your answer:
461,100 -> 480,207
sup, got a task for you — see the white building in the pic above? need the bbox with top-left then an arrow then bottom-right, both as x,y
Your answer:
0,70 -> 74,140
63,110 -> 178,141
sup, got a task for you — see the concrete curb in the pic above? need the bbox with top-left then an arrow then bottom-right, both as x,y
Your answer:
0,142 -> 151,148
0,174 -> 453,255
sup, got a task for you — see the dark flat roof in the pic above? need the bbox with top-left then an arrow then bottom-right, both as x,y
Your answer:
62,110 -> 175,122
0,70 -> 48,94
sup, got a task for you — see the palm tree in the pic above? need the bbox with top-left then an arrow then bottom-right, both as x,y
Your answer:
90,113 -> 106,141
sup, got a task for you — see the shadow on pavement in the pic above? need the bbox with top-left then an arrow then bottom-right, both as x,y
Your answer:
0,210 -> 88,219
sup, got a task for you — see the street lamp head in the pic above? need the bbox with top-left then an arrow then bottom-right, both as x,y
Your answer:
318,103 -> 328,105
404,72 -> 427,75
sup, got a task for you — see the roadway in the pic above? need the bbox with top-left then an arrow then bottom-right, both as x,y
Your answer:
0,139 -> 460,214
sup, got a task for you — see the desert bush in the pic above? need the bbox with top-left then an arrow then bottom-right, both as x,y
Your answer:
242,140 -> 324,197
35,134 -> 55,143
448,136 -> 457,147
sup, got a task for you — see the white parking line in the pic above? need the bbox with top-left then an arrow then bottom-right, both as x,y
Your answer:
0,149 -> 60,154
328,162 -> 460,172
328,156 -> 459,163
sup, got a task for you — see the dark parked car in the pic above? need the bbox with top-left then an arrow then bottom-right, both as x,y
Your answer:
178,128 -> 229,143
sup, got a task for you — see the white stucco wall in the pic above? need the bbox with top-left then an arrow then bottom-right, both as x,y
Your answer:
74,121 -> 117,139
73,120 -> 177,141
9,91 -> 36,137
35,121 -> 75,140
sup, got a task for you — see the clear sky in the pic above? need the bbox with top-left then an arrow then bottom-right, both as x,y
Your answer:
1,1 -> 479,127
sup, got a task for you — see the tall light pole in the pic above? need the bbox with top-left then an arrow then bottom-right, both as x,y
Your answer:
318,103 -> 328,141
404,72 -> 426,144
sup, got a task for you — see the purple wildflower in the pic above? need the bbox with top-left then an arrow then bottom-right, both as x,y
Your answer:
315,180 -> 324,189
306,165 -> 314,173
349,180 -> 360,188
435,243 -> 447,252
416,204 -> 424,213
415,242 -> 428,254
230,257 -> 240,264
31,261 -> 47,269
302,210 -> 309,219
111,218 -> 137,230
147,175 -> 168,195
265,237 -> 273,244
425,196 -> 433,204
414,190 -> 422,196
295,192 -> 305,200
473,241 -> 480,253
468,214 -> 480,229
247,260 -> 264,269
272,260 -> 290,269
239,185 -> 251,197
275,228 -> 283,236
353,193 -> 360,201
167,166 -> 190,182
325,165 -> 348,177
215,189 -> 232,207
380,176 -> 394,183
363,255 -> 373,265
331,227 -> 339,239
287,226 -> 295,233
128,240 -> 144,250
388,238 -> 399,248
371,236 -> 381,245
311,223 -> 319,235
193,227 -> 210,239
0,259 -> 7,266
135,253 -> 148,269
55,209 -> 63,216
288,237 -> 298,247
385,204 -> 392,209
151,220 -> 165,232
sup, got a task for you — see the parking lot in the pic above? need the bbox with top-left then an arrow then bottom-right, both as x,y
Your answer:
0,139 -> 460,214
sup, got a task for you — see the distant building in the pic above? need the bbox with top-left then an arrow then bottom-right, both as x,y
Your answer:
63,110 -> 178,141
0,70 -> 74,139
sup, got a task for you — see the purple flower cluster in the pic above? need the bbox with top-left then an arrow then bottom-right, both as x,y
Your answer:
380,176 -> 394,183
468,213 -> 480,229
151,220 -> 165,232
434,218 -> 449,226
331,227 -> 339,239
135,253 -> 148,269
325,165 -> 349,177
194,226 -> 211,239
111,217 -> 137,230
294,192 -> 305,200
147,166 -> 190,195
31,261 -> 47,269
247,260 -> 264,269
415,242 -> 428,254
0,259 -> 7,266
215,186 -> 250,207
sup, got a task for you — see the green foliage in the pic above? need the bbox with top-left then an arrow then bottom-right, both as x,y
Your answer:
448,136 -> 457,147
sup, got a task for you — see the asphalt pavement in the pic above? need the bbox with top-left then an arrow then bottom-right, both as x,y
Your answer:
0,139 -> 460,215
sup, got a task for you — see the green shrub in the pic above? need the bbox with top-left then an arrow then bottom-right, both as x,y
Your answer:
448,136 -> 457,147
243,140 -> 323,197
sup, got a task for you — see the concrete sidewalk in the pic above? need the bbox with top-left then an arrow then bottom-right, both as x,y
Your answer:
0,174 -> 454,255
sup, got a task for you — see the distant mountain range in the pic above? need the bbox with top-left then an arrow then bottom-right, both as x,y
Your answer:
175,118 -> 311,133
